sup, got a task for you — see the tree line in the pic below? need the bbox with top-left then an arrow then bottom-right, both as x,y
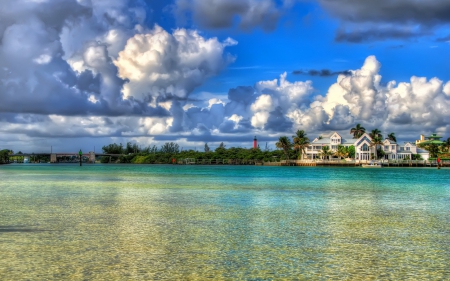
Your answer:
100,125 -> 450,164
101,141 -> 286,164
2,124 -> 450,164
0,149 -> 12,164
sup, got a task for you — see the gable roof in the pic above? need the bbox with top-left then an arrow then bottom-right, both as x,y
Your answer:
330,132 -> 342,139
384,139 -> 396,144
355,133 -> 372,147
312,137 -> 331,144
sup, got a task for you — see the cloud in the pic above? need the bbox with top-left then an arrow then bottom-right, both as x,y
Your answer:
319,0 -> 450,25
180,55 -> 450,142
0,0 -> 236,118
292,69 -> 351,77
335,25 -> 431,43
436,34 -> 450,42
115,25 -> 237,101
318,0 -> 450,42
5,53 -> 450,151
175,0 -> 290,31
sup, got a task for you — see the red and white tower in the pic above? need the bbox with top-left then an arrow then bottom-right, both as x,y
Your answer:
253,136 -> 257,149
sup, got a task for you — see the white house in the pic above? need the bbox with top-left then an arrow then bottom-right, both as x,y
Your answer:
305,132 -> 429,160
381,139 -> 429,160
305,132 -> 368,159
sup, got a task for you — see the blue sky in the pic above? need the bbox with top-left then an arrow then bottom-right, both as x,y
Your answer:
1,0 -> 450,152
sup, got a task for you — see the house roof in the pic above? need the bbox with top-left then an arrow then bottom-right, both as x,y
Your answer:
330,132 -> 342,138
312,138 -> 332,144
341,138 -> 355,145
310,131 -> 421,148
311,133 -> 357,145
384,139 -> 397,144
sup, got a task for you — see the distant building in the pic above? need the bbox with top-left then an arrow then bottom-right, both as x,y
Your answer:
416,134 -> 426,145
305,132 -> 429,160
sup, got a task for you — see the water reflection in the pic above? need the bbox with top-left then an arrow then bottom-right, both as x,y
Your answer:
0,165 -> 449,279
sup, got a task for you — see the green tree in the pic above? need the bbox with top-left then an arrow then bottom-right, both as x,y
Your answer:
102,143 -> 124,154
412,154 -> 423,160
215,142 -> 227,154
347,145 -> 356,158
369,129 -> 382,139
0,149 -> 11,163
371,136 -> 384,159
335,145 -> 348,159
319,146 -> 333,160
442,137 -> 450,152
204,143 -> 210,152
160,142 -> 180,154
419,143 -> 440,158
275,136 -> 292,160
387,132 -> 397,142
350,124 -> 366,139
124,142 -> 141,154
376,147 -> 386,159
292,130 -> 310,160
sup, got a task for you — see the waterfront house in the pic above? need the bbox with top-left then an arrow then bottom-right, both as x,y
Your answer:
382,140 -> 429,161
305,132 -> 429,161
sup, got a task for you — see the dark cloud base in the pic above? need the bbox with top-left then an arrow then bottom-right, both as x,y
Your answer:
292,69 -> 351,77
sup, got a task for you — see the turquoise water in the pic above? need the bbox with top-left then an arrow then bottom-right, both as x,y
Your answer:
1,164 -> 449,280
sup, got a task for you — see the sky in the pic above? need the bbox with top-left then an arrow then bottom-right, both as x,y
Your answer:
1,0 -> 450,153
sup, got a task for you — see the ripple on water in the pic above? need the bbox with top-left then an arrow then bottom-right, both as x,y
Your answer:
0,165 -> 450,279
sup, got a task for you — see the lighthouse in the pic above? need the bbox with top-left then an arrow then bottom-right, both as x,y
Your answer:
253,136 -> 257,149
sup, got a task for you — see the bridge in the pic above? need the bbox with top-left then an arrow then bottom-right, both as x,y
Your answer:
9,152 -> 123,163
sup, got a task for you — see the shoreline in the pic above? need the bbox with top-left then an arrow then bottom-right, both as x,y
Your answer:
5,161 -> 446,168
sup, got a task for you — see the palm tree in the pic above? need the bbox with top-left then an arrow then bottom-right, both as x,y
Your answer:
369,128 -> 382,139
292,130 -> 310,160
334,145 -> 348,159
387,132 -> 397,143
319,146 -> 333,160
350,124 -> 366,139
276,136 -> 292,160
371,136 -> 384,159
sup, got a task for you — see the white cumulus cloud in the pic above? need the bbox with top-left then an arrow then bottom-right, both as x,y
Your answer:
115,25 -> 236,101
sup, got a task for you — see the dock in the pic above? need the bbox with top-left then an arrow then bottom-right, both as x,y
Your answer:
179,158 -> 448,168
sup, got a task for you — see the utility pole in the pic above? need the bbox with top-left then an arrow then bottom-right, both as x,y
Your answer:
79,149 -> 82,166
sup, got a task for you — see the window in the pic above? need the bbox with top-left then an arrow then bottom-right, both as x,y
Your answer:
384,146 -> 389,150
406,147 -> 410,151
362,144 -> 369,151
332,145 -> 338,150
357,136 -> 371,147
392,145 -> 395,150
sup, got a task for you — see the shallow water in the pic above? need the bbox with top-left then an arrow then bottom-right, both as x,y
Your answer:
1,164 -> 449,280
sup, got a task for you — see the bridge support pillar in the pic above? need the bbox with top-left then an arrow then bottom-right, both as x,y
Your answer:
50,154 -> 57,163
89,152 -> 96,163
